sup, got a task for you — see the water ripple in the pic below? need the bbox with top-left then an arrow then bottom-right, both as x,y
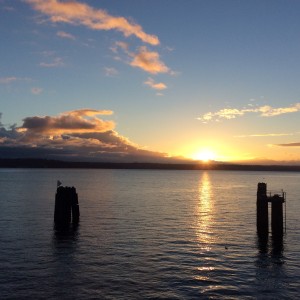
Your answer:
0,169 -> 299,299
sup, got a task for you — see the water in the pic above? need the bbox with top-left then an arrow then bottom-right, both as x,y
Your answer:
0,169 -> 300,299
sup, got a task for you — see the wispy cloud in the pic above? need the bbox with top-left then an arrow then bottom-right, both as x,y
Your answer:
56,30 -> 75,40
26,0 -> 159,45
198,103 -> 300,122
113,43 -> 171,75
275,143 -> 300,147
144,77 -> 167,90
0,77 -> 32,85
0,77 -> 18,84
259,103 -> 300,116
114,41 -> 129,52
235,132 -> 297,138
31,87 -> 43,95
40,50 -> 56,57
130,46 -> 170,74
104,67 -> 119,77
2,6 -> 15,11
26,1 -> 175,82
39,57 -> 64,68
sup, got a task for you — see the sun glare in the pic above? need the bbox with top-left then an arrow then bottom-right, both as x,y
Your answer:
192,150 -> 216,162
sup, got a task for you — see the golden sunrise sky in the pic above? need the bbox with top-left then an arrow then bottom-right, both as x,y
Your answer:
1,0 -> 300,164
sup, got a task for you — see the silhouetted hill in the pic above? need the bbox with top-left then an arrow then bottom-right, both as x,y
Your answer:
1,158 -> 300,171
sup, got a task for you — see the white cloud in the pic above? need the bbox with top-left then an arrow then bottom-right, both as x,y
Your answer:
198,102 -> 300,122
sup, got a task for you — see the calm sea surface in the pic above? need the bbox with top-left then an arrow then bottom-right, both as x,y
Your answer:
0,169 -> 300,299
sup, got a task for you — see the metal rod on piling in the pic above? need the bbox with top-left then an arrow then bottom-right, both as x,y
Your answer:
285,192 -> 287,233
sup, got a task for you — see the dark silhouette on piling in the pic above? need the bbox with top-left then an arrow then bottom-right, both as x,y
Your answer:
256,182 -> 285,238
54,186 -> 80,228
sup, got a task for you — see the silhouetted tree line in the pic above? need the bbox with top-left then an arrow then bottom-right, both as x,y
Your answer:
1,158 -> 300,171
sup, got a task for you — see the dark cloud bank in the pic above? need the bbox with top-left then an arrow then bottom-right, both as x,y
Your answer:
0,109 -> 188,163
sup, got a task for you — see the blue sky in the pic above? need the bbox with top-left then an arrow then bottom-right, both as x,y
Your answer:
1,0 -> 300,163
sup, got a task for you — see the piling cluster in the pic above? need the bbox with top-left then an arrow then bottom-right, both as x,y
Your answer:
257,182 -> 285,238
54,186 -> 80,227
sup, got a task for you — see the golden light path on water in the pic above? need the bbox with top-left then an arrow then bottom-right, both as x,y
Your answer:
196,171 -> 215,252
194,171 -> 217,282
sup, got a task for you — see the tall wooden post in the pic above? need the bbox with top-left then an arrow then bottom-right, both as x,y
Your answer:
257,182 -> 268,236
271,194 -> 284,237
54,186 -> 80,227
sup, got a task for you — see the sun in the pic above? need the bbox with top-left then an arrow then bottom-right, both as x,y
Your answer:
192,149 -> 216,162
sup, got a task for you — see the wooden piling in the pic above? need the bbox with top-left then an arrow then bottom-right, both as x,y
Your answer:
54,186 -> 80,227
270,194 -> 284,237
257,182 -> 268,236
256,182 -> 285,239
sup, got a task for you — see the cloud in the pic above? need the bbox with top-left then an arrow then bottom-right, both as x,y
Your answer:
130,46 -> 170,74
2,6 -> 14,11
198,102 -> 300,122
112,42 -> 172,75
0,77 -> 18,84
40,50 -> 56,57
258,104 -> 300,116
275,143 -> 300,147
21,109 -> 114,135
26,0 -> 174,80
235,133 -> 297,138
39,57 -> 64,67
0,109 -> 185,163
56,30 -> 76,40
104,67 -> 119,77
31,87 -> 43,95
26,0 -> 159,45
0,77 -> 32,85
144,77 -> 167,90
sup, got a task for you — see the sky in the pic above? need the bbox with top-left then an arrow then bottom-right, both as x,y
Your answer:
1,0 -> 300,164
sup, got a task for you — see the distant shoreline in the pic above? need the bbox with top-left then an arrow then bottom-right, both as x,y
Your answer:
1,158 -> 300,172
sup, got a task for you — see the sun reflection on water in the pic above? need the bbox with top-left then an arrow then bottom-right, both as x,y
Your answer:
194,172 -> 217,284
196,172 -> 214,250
